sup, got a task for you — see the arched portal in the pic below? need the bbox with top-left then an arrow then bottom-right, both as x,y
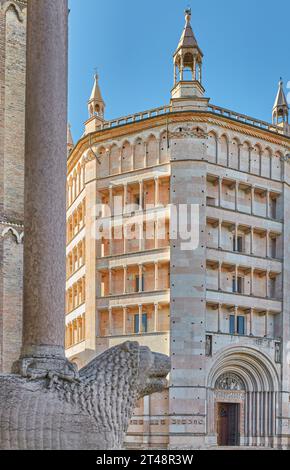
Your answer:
207,348 -> 279,448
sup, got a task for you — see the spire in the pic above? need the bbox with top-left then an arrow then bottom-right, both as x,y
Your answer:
85,72 -> 106,134
176,9 -> 200,53
171,9 -> 208,111
88,73 -> 105,119
272,79 -> 289,125
67,123 -> 74,156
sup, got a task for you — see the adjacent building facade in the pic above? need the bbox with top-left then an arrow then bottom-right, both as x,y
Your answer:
0,0 -> 26,373
66,10 -> 290,449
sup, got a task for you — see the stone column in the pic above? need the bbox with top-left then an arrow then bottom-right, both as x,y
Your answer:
122,307 -> 127,335
217,304 -> 222,333
139,180 -> 144,210
218,263 -> 222,291
138,304 -> 143,334
218,220 -> 222,249
154,177 -> 159,207
250,308 -> 254,336
250,268 -> 254,296
154,303 -> 159,332
154,262 -> 159,291
13,0 -> 76,380
251,187 -> 255,215
218,178 -> 222,207
123,183 -> 128,214
123,266 -> 127,294
138,264 -> 143,292
235,182 -> 239,211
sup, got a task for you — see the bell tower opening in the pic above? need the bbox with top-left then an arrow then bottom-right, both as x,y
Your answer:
171,9 -> 209,111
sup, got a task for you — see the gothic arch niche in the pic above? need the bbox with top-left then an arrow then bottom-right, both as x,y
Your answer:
110,144 -> 120,175
97,146 -> 109,178
207,348 -> 279,448
207,132 -> 218,164
134,138 -> 145,170
159,131 -> 169,164
219,135 -> 229,166
121,141 -> 132,173
272,152 -> 282,181
261,148 -> 272,178
240,141 -> 251,172
2,2 -> 24,23
229,138 -> 241,170
147,135 -> 158,167
251,144 -> 262,175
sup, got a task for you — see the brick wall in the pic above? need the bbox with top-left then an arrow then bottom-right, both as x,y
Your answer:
0,1 -> 26,372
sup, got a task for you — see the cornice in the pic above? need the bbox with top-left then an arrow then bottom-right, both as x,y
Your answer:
68,111 -> 290,173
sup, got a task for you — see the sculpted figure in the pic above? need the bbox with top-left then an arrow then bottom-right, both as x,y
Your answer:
0,342 -> 170,450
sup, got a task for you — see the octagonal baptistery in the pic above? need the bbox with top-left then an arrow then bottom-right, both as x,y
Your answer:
66,10 -> 290,450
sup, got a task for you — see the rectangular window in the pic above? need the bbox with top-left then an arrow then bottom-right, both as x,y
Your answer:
134,313 -> 148,334
229,315 -> 245,335
271,238 -> 277,258
237,316 -> 245,335
270,198 -> 277,219
135,275 -> 145,292
270,278 -> 276,299
233,235 -> 244,253
229,315 -> 235,335
232,276 -> 243,294
237,277 -> 243,293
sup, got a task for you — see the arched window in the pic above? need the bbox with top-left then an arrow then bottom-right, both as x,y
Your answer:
219,135 -> 228,166
134,138 -> 144,170
147,135 -> 158,166
160,132 -> 169,164
229,138 -> 240,169
251,145 -> 262,175
110,144 -> 120,175
207,132 -> 218,163
121,141 -> 132,173
272,152 -> 282,181
261,148 -> 272,178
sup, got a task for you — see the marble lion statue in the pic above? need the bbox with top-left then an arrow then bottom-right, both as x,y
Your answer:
0,341 -> 170,450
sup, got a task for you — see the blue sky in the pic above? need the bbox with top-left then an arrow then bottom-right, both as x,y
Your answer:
68,0 -> 290,142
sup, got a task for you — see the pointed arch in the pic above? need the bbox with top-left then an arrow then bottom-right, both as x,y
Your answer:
219,134 -> 229,166
229,137 -> 241,169
207,131 -> 218,164
159,131 -> 169,164
251,143 -> 262,175
97,145 -> 109,177
1,226 -> 22,244
2,2 -> 24,22
261,147 -> 272,178
110,143 -> 121,175
133,137 -> 145,170
147,134 -> 159,167
272,151 -> 283,181
121,140 -> 132,173
240,140 -> 251,172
